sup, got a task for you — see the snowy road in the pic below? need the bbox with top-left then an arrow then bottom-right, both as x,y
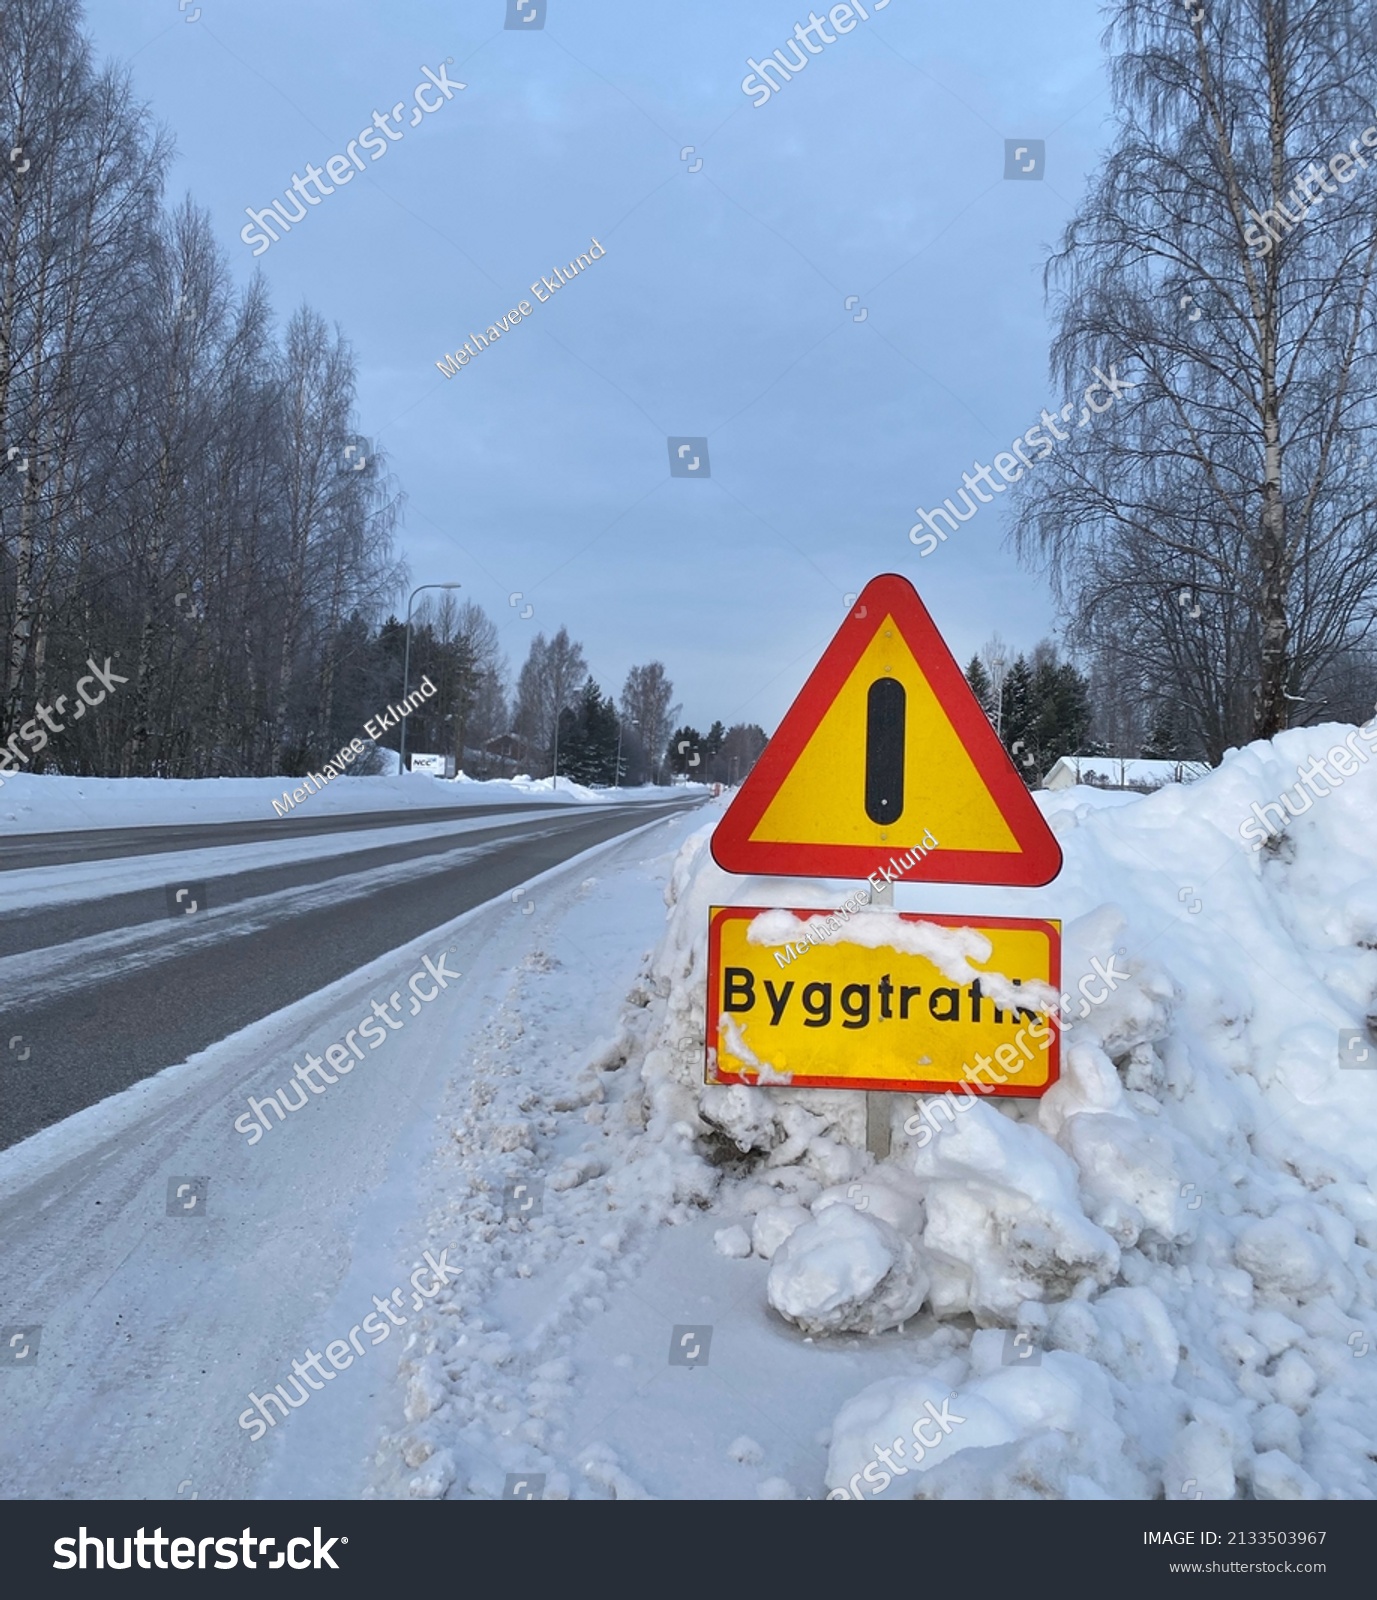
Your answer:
0,798 -> 697,1149
0,798 -> 708,1501
0,797 -> 573,872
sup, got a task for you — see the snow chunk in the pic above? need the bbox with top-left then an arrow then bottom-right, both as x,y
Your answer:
713,1225 -> 751,1259
812,1169 -> 926,1237
909,1101 -> 1119,1321
756,1476 -> 797,1499
767,1204 -> 929,1335
403,1355 -> 450,1424
746,908 -> 1057,1014
1234,1216 -> 1325,1298
826,1353 -> 1137,1500
751,1202 -> 810,1260
1251,1450 -> 1321,1500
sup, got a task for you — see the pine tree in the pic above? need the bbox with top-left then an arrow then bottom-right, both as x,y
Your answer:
1026,649 -> 1092,776
1001,656 -> 1034,756
668,724 -> 704,777
559,678 -> 620,785
965,655 -> 994,719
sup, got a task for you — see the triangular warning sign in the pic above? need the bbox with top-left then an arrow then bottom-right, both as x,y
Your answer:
711,573 -> 1062,886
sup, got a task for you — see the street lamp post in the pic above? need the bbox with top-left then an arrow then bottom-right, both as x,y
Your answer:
989,649 -> 1008,742
399,582 -> 462,773
551,705 -> 562,791
614,714 -> 638,791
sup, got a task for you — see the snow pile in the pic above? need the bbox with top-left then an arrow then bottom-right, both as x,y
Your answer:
631,722 -> 1377,1499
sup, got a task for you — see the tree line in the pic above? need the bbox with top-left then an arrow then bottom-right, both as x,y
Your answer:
963,636 -> 1092,785
1,0 -> 405,780
277,593 -> 762,787
0,0 -> 751,790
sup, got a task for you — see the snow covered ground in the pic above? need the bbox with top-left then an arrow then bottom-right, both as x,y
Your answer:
0,769 -> 693,836
5,724 -> 1376,1501
0,802 -> 701,1501
368,723 -> 1377,1500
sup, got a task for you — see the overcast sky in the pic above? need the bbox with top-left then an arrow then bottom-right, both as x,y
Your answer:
87,0 -> 1111,734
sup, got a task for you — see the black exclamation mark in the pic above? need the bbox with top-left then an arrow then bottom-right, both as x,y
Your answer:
865,677 -> 905,825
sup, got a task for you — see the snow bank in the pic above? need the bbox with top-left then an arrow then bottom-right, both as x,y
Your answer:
629,723 -> 1377,1499
0,770 -> 696,834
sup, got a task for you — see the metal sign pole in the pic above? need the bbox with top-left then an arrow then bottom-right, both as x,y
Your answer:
866,878 -> 894,1159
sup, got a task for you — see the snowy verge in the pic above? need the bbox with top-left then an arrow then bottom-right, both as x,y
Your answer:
0,769 -> 702,836
604,724 -> 1377,1499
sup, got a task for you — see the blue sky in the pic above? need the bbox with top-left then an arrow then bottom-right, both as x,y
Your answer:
88,0 -> 1111,733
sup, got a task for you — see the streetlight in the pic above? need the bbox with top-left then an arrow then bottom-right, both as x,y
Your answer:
399,582 -> 461,773
551,703 -> 563,792
614,713 -> 638,791
988,648 -> 1008,741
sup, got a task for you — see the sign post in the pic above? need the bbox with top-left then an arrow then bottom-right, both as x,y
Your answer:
866,877 -> 894,1158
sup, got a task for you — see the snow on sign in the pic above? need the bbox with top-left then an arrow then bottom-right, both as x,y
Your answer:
706,906 -> 1061,1095
710,573 -> 1062,886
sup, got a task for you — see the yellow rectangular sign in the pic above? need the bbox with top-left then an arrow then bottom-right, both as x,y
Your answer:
705,905 -> 1061,1096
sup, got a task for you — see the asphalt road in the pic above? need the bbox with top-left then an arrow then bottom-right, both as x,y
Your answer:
0,797 -> 575,872
0,797 -> 702,1150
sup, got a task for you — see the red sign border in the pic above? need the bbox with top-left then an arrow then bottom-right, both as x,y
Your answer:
709,573 -> 1063,886
704,904 -> 1062,1097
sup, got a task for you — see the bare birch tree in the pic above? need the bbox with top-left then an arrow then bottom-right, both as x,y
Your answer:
1012,0 -> 1377,758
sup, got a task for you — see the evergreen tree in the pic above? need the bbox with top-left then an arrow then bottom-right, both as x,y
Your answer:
965,655 -> 994,719
668,724 -> 704,777
720,723 -> 769,785
559,678 -> 620,785
1027,648 -> 1092,773
1000,656 -> 1034,758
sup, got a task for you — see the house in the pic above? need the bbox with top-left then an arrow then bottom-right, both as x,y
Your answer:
1042,755 -> 1211,792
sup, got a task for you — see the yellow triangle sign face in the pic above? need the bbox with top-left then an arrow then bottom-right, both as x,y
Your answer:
752,615 -> 1020,853
711,574 -> 1062,886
